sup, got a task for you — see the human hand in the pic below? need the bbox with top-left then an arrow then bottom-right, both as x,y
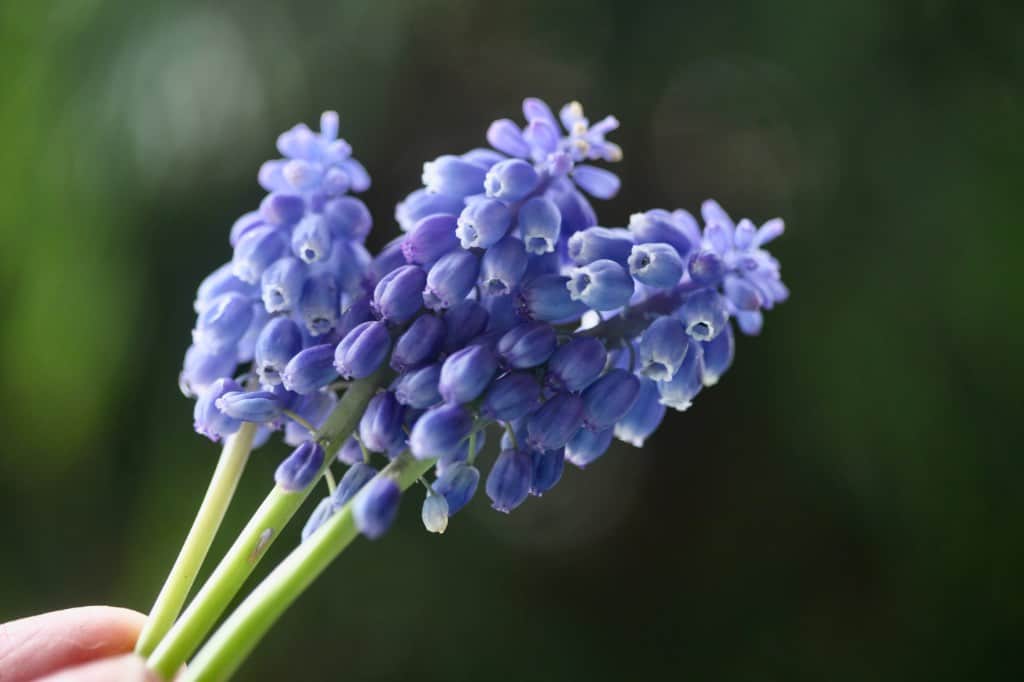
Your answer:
0,606 -> 155,681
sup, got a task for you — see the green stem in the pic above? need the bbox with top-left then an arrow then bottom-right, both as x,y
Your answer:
135,422 -> 257,657
183,453 -> 436,682
145,374 -> 382,680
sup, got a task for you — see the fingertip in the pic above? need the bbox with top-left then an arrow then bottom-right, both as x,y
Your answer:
0,606 -> 149,680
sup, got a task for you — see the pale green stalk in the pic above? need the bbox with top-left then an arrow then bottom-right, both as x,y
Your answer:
135,422 -> 257,656
182,453 -> 436,682
146,374 -> 382,679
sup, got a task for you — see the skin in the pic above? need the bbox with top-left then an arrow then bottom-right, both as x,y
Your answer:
0,607 -> 159,682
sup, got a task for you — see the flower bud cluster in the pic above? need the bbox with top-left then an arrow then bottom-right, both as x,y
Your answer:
185,112 -> 373,444
177,99 -> 788,543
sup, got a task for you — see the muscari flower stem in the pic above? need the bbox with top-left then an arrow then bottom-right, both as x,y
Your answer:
146,372 -> 384,680
135,422 -> 258,657
182,452 -> 436,682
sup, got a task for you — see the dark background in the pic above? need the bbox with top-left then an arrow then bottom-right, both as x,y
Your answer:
2,1 -> 1021,680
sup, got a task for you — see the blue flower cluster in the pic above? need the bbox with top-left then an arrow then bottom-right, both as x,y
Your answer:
183,99 -> 788,542
184,112 -> 373,446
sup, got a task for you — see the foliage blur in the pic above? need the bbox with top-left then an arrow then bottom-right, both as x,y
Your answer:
1,0 -> 1021,679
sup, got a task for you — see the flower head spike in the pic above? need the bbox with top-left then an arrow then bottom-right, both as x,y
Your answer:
177,100 -> 791,553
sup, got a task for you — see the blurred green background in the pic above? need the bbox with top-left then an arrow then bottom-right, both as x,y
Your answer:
2,0 -> 1021,679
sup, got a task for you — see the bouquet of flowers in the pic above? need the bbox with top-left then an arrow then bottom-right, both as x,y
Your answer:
134,97 -> 788,680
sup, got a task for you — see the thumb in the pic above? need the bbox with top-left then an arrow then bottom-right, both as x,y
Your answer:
35,654 -> 158,682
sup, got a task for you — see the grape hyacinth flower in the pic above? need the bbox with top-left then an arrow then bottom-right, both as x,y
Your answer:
142,97 -> 791,681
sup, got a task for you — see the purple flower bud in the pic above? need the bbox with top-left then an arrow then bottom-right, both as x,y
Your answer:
284,389 -> 336,446
353,476 -> 401,539
258,160 -> 286,192
443,300 -> 489,353
462,147 -> 506,169
390,314 -> 445,372
180,345 -> 237,397
486,449 -> 533,513
369,236 -> 408,285
481,294 -> 519,336
481,371 -> 540,421
734,310 -> 764,336
518,196 -> 561,255
435,427 -> 486,475
433,461 -> 480,514
193,378 -> 243,441
393,363 -> 443,409
517,274 -> 587,322
679,289 -> 729,342
484,159 -> 539,201
700,323 -> 734,386
235,303 -> 268,364
629,209 -> 697,258
195,263 -> 256,313
229,212 -> 264,247
549,180 -> 597,234
337,295 -> 373,338
723,274 -> 763,312
274,441 -> 325,492
571,164 -> 620,199
315,243 -> 368,289
628,242 -> 684,288
657,342 -> 704,411
613,378 -> 665,447
455,199 -> 513,249
421,492 -> 449,533
334,320 -> 391,379
688,249 -> 725,286
323,196 -> 372,241
299,274 -> 340,336
372,264 -> 427,324
545,336 -> 607,393
566,259 -> 635,311
260,257 -> 306,313
336,436 -> 365,465
487,118 -> 531,157
565,426 -> 614,468
567,227 -> 634,266
359,391 -> 406,454
524,250 -> 561,279
422,155 -> 487,196
259,192 -> 305,227
526,392 -> 585,452
193,293 -> 254,353
529,448 -> 564,496
439,345 -> 498,404
402,214 -> 460,266
409,404 -> 474,459
215,390 -> 284,423
291,215 -> 332,264
499,420 -> 528,452
423,250 -> 480,311
301,497 -> 335,542
233,226 -> 288,284
282,344 -> 339,394
253,317 -> 301,387
395,188 -> 466,232
480,237 -> 529,296
332,461 -> 378,508
581,369 -> 641,431
497,321 -> 556,369
524,118 -> 558,155
754,217 -> 785,247
637,317 -> 690,381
